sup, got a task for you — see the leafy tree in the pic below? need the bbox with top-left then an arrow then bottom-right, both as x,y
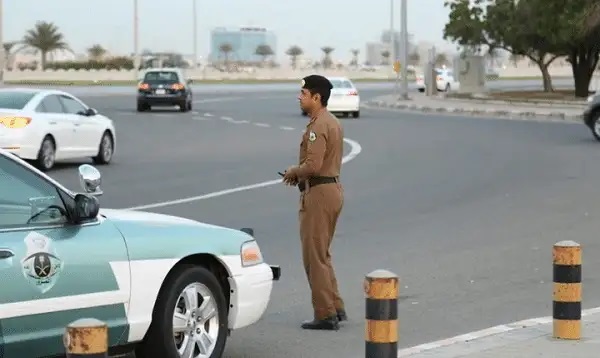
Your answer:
285,45 -> 303,69
435,53 -> 448,67
408,51 -> 420,66
443,0 -> 600,96
19,21 -> 71,70
381,50 -> 390,65
87,44 -> 106,61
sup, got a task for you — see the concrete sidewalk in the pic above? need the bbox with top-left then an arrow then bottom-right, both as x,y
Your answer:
398,308 -> 600,357
365,94 -> 587,123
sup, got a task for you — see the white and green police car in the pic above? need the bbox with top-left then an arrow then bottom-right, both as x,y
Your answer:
0,149 -> 280,358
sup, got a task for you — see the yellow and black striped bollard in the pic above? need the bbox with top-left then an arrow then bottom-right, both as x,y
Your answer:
364,269 -> 399,357
64,318 -> 109,357
553,240 -> 582,340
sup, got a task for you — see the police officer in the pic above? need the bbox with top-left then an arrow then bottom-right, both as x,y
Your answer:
282,74 -> 346,330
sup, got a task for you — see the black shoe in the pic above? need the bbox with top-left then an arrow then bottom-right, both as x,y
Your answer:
337,309 -> 347,321
301,315 -> 339,330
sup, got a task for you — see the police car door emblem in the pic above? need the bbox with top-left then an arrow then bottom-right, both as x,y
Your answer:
308,131 -> 316,142
21,232 -> 64,294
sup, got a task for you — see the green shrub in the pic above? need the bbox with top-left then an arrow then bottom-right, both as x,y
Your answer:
44,56 -> 135,71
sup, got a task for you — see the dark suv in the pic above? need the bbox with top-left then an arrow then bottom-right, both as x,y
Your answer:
137,68 -> 193,112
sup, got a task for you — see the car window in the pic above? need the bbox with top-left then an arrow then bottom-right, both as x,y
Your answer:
0,155 -> 69,229
36,95 -> 65,113
143,71 -> 180,84
58,95 -> 87,115
329,79 -> 353,89
0,91 -> 37,110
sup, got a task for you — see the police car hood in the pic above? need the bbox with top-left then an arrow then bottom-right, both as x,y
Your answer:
99,208 -> 244,237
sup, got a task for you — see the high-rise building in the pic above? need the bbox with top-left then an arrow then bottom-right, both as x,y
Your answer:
209,27 -> 277,63
380,30 -> 415,60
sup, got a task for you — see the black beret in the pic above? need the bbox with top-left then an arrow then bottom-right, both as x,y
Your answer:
301,75 -> 333,90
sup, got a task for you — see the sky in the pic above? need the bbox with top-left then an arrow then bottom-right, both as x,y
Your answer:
4,0 -> 456,62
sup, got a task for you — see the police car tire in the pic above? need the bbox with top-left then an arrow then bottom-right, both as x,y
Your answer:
135,264 -> 229,358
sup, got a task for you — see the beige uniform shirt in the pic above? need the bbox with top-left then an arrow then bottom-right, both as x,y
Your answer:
295,108 -> 344,181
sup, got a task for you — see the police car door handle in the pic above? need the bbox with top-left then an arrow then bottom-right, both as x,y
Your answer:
0,249 -> 14,259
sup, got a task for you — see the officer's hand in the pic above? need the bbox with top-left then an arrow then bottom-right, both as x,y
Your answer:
282,167 -> 298,185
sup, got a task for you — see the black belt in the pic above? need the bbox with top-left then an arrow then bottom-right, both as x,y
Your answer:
298,176 -> 338,192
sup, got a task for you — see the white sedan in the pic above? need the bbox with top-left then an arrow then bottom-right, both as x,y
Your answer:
415,68 -> 460,92
301,76 -> 361,118
0,88 -> 116,171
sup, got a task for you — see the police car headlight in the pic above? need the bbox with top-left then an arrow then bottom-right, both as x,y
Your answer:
240,240 -> 264,267
588,95 -> 595,103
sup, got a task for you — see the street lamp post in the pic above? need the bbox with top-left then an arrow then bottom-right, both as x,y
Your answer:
133,0 -> 140,81
400,0 -> 409,99
0,0 -> 5,86
193,0 -> 198,68
390,0 -> 398,96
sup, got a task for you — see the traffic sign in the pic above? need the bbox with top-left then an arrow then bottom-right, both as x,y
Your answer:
393,60 -> 401,73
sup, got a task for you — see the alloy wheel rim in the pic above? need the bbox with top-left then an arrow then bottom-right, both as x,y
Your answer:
172,282 -> 220,358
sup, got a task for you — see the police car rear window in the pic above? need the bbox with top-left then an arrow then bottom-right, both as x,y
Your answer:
143,71 -> 179,83
0,91 -> 37,109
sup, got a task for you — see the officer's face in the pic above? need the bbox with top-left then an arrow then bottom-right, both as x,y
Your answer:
298,88 -> 318,112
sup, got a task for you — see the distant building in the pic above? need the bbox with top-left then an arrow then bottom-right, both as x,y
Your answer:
365,42 -> 388,66
380,30 -> 415,60
209,27 -> 277,64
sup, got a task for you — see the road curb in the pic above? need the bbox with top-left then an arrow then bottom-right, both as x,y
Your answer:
397,306 -> 600,357
365,100 -> 584,123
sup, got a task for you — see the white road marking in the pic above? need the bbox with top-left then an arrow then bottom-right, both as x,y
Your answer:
193,96 -> 243,104
279,126 -> 295,131
204,113 -> 213,117
123,137 -> 362,210
253,122 -> 270,127
221,116 -> 233,121
396,306 -> 600,356
230,119 -> 249,124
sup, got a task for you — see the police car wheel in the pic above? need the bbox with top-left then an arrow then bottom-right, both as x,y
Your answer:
135,264 -> 228,358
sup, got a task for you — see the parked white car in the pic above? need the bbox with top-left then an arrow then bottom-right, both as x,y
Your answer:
415,68 -> 460,92
0,88 -> 116,171
302,76 -> 360,118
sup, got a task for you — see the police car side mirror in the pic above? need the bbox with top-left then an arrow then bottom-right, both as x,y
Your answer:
72,194 -> 100,223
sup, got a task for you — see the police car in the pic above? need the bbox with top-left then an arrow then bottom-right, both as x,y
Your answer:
0,149 -> 280,358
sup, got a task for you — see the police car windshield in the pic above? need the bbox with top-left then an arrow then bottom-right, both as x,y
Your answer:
0,91 -> 37,109
329,79 -> 353,89
143,71 -> 179,84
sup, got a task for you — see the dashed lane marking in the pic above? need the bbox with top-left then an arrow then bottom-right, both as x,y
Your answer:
253,122 -> 270,127
279,126 -> 295,131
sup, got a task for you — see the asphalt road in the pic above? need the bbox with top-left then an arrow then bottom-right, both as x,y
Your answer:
44,86 -> 600,358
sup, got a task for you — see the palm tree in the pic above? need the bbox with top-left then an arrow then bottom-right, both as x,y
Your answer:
255,44 -> 274,65
219,43 -> 233,67
87,44 -> 107,61
2,42 -> 16,70
350,49 -> 360,67
321,46 -> 334,69
286,45 -> 303,69
19,21 -> 71,70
